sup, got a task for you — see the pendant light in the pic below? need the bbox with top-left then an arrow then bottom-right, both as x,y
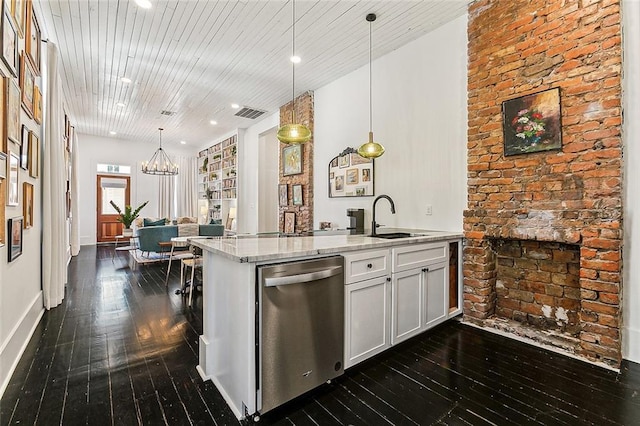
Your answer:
141,128 -> 178,175
357,13 -> 385,159
277,0 -> 312,144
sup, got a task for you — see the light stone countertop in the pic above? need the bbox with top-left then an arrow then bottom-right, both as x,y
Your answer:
190,229 -> 463,263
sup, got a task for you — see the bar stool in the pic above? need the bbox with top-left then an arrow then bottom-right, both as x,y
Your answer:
180,245 -> 203,306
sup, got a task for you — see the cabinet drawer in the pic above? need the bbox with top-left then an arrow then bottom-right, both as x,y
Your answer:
392,242 -> 447,273
344,249 -> 390,284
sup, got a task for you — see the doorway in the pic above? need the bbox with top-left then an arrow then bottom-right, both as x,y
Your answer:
258,128 -> 279,233
97,175 -> 130,242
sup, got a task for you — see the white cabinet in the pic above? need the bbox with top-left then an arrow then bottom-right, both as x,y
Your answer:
424,261 -> 448,329
344,275 -> 391,368
391,268 -> 424,345
344,249 -> 391,368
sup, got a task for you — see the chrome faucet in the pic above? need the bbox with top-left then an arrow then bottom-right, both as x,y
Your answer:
371,195 -> 396,236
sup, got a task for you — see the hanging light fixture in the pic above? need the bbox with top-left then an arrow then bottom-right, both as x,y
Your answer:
277,0 -> 312,144
141,128 -> 178,175
358,13 -> 385,159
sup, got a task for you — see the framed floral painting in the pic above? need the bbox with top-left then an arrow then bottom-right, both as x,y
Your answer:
282,143 -> 302,176
502,87 -> 562,156
1,2 -> 17,77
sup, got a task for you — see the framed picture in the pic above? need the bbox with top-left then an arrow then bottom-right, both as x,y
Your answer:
25,0 -> 39,74
19,124 -> 27,168
284,212 -> 295,234
20,52 -> 35,117
278,184 -> 287,207
328,147 -> 374,198
225,216 -> 233,230
292,184 -> 303,206
23,182 -> 33,228
1,3 -> 17,77
502,87 -> 562,156
0,74 -> 4,153
7,76 -> 19,144
28,130 -> 38,178
8,216 -> 22,261
11,0 -> 26,38
282,144 -> 302,176
346,168 -> 359,185
0,151 -> 6,179
7,151 -> 18,205
33,85 -> 41,123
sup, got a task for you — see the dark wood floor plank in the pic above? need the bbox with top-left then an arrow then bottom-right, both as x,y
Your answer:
3,245 -> 640,426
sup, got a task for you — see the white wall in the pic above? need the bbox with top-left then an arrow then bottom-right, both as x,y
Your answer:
77,133 -> 193,245
258,128 -> 279,233
313,15 -> 468,232
622,0 -> 640,363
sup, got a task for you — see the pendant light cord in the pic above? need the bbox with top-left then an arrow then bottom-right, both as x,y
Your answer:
369,18 -> 372,133
291,0 -> 296,118
159,128 -> 163,149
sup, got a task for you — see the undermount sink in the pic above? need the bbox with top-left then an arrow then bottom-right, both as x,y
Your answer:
370,232 -> 414,239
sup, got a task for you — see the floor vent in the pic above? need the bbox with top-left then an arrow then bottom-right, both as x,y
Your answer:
235,107 -> 266,119
160,110 -> 176,116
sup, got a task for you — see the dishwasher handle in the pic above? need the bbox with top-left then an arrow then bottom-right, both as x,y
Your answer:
264,265 -> 343,287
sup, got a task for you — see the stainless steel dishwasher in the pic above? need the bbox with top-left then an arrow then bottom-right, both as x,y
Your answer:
257,256 -> 344,415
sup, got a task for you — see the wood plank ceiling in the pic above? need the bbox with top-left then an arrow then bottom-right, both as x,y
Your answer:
35,0 -> 470,148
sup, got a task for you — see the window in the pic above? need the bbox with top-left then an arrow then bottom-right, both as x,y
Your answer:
97,163 -> 131,174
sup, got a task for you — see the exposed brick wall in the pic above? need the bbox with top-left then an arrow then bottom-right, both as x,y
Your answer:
465,0 -> 623,365
279,91 -> 314,233
495,240 -> 580,335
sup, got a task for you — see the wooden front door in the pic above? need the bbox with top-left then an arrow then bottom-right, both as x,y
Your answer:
97,175 -> 130,243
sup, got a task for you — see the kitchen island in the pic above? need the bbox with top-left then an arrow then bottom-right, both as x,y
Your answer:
191,230 -> 463,420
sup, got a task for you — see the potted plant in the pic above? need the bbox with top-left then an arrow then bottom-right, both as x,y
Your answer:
110,200 -> 149,236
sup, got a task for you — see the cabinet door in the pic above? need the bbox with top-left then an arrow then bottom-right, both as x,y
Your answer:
424,261 -> 449,329
344,276 -> 391,368
391,268 -> 424,345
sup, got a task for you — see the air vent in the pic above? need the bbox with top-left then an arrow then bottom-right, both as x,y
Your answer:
160,110 -> 176,116
235,107 -> 266,119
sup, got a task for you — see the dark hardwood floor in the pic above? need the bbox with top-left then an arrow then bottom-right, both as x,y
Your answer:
2,245 -> 640,425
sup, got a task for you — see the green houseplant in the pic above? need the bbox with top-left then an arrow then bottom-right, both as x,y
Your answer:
110,200 -> 149,235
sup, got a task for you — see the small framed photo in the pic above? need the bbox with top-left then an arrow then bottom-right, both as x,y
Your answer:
33,85 -> 41,123
8,216 -> 23,261
20,52 -> 35,117
25,1 -> 40,74
28,130 -> 38,178
338,154 -> 350,168
1,3 -> 17,77
282,144 -> 302,176
355,187 -> 366,196
502,87 -> 562,156
362,168 -> 371,182
7,77 -> 20,144
278,184 -> 288,207
11,0 -> 26,38
346,168 -> 359,185
23,182 -> 33,228
20,124 -> 28,169
284,212 -> 295,234
7,151 -> 18,205
334,175 -> 344,192
292,184 -> 303,206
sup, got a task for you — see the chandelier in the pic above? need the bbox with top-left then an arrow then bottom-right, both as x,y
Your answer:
141,128 -> 178,175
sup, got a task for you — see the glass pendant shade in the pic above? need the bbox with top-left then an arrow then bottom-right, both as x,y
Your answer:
357,13 -> 385,159
277,122 -> 312,144
277,0 -> 311,144
357,131 -> 385,158
141,128 -> 178,176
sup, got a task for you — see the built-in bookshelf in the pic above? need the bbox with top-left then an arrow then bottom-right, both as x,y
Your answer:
198,135 -> 237,229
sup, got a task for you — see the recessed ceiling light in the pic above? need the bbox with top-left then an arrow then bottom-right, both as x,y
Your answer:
120,77 -> 132,84
134,0 -> 152,9
109,131 -> 117,135
116,102 -> 126,107
231,103 -> 240,109
210,120 -> 218,125
180,140 -> 186,145
290,55 -> 301,64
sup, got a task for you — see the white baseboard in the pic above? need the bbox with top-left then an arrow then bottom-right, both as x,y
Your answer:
623,326 -> 640,364
0,291 -> 44,398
